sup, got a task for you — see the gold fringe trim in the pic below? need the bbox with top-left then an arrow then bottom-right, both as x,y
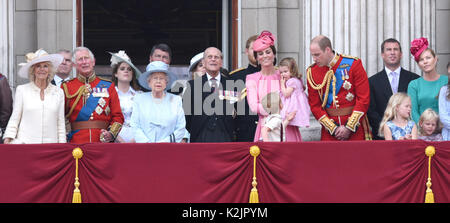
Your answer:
62,83 -> 86,119
249,145 -> 261,203
307,67 -> 336,108
424,146 -> 435,203
72,148 -> 84,203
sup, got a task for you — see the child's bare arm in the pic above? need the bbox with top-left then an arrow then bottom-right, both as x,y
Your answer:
261,126 -> 271,142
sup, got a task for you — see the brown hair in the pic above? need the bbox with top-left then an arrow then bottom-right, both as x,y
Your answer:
381,38 -> 402,53
245,35 -> 258,49
279,57 -> 302,80
111,61 -> 140,91
311,35 -> 333,52
253,45 -> 277,66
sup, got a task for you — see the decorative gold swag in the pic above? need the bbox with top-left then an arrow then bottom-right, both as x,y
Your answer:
69,145 -> 436,203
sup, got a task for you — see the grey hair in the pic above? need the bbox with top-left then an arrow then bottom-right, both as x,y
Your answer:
72,47 -> 95,63
57,49 -> 72,55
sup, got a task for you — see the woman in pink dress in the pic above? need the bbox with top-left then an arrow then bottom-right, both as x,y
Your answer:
246,31 -> 282,141
279,57 -> 311,141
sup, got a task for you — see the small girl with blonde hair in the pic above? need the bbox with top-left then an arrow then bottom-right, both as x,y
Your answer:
279,57 -> 310,141
418,108 -> 443,141
379,92 -> 418,140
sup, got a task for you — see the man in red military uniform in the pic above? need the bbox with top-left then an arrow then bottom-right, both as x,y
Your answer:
307,35 -> 372,141
62,47 -> 124,143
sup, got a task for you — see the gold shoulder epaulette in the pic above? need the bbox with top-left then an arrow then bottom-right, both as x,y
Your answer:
98,76 -> 112,82
62,77 -> 74,84
229,67 -> 245,75
341,54 -> 359,60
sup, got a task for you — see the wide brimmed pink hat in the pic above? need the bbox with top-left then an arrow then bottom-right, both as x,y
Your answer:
410,37 -> 429,62
253,30 -> 276,52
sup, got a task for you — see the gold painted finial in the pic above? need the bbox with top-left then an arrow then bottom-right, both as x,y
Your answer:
425,146 -> 435,157
72,147 -> 83,203
424,146 -> 436,203
72,147 -> 83,159
250,145 -> 260,157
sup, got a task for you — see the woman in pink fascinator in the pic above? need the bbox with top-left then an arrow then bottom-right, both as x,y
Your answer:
407,37 -> 447,124
245,30 -> 296,142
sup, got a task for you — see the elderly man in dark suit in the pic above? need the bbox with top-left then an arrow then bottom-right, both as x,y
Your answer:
368,38 -> 420,139
183,47 -> 235,142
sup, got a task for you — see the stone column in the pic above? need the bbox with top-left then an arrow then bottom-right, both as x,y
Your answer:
0,0 -> 14,87
240,0 -> 278,66
303,0 -> 437,77
13,0 -> 73,86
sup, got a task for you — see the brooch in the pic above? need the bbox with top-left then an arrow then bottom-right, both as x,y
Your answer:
105,106 -> 111,116
98,98 -> 106,107
346,92 -> 354,102
95,106 -> 103,115
343,80 -> 352,90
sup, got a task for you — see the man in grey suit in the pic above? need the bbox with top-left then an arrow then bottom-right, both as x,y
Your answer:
368,38 -> 420,139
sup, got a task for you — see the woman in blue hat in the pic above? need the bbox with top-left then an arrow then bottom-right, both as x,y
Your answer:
131,61 -> 188,143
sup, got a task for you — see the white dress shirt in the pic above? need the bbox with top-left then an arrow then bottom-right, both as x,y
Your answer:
206,72 -> 221,88
116,86 -> 141,142
385,66 -> 402,88
53,74 -> 71,88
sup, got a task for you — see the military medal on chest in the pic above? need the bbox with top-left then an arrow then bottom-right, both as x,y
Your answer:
341,69 -> 352,91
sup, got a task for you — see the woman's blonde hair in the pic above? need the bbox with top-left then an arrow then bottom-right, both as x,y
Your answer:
378,92 -> 411,137
279,57 -> 302,79
418,108 -> 443,135
28,61 -> 55,85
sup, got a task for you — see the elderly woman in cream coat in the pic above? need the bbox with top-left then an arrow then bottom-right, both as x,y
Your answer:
3,49 -> 66,144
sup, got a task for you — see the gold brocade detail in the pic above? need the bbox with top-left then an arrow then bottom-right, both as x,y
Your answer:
341,54 -> 359,60
307,67 -> 336,108
319,115 -> 338,135
249,146 -> 260,203
346,111 -> 364,132
72,148 -> 83,203
240,88 -> 247,101
77,72 -> 97,83
62,83 -> 86,119
109,122 -> 123,139
425,146 -> 435,203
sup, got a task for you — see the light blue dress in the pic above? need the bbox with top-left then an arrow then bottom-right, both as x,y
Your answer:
130,92 -> 188,143
438,85 -> 450,140
386,120 -> 415,140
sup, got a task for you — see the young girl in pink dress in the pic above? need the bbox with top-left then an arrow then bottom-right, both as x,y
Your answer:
279,57 -> 311,141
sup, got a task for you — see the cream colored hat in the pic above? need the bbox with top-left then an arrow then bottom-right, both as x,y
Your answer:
188,52 -> 204,72
108,50 -> 142,78
18,49 -> 63,78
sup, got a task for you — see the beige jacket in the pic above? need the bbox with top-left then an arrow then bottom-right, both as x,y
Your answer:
3,82 -> 66,143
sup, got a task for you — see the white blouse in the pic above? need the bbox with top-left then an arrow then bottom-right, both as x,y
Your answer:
3,82 -> 66,143
116,86 -> 141,142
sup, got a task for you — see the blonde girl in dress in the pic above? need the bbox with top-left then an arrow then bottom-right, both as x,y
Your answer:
379,92 -> 418,140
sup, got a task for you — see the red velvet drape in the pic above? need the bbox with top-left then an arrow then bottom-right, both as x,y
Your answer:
0,141 -> 448,203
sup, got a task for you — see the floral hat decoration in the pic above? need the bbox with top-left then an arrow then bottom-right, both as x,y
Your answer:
410,37 -> 429,62
109,50 -> 142,78
253,30 -> 276,52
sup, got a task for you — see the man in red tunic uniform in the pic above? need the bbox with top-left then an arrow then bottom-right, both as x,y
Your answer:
307,35 -> 372,141
62,47 -> 123,143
